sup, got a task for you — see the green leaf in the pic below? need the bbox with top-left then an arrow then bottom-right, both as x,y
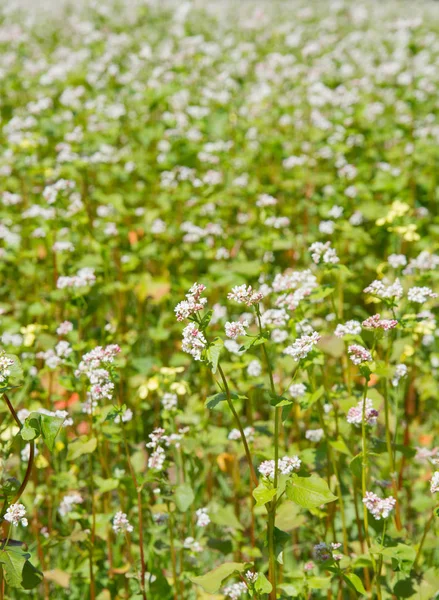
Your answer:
0,547 -> 41,590
350,454 -> 363,479
269,393 -> 293,407
67,437 -> 98,461
206,391 -> 240,409
253,483 -> 277,507
275,501 -> 306,531
40,414 -> 65,451
189,562 -> 246,593
286,475 -> 337,509
20,421 -> 39,441
0,355 -> 24,392
94,476 -> 119,494
344,573 -> 366,594
380,544 -> 416,573
206,392 -> 227,409
207,338 -> 223,374
175,483 -> 195,512
255,572 -> 272,593
0,547 -> 28,588
21,559 -> 43,590
209,505 -> 244,531
307,576 -> 332,590
308,386 -> 325,406
330,438 -> 351,456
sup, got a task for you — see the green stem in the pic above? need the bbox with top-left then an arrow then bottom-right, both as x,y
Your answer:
413,508 -> 436,571
217,364 -> 258,487
122,427 -> 148,600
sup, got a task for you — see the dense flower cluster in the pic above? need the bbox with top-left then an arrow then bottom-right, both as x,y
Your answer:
347,398 -> 379,427
0,351 -> 15,384
174,283 -> 207,321
112,511 -> 133,534
4,503 -> 28,527
348,344 -> 372,365
362,314 -> 398,331
363,492 -> 396,520
284,332 -> 321,361
181,323 -> 207,361
258,455 -> 301,480
227,285 -> 264,306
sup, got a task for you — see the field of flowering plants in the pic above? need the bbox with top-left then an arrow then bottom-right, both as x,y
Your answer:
2,0 -> 439,598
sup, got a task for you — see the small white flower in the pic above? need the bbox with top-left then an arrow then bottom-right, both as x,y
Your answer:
4,503 -> 27,527
112,511 -> 133,534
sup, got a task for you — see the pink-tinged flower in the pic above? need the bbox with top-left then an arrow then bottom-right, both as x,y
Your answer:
181,323 -> 207,361
56,320 -> 73,335
431,472 -> 439,494
348,344 -> 372,365
225,320 -> 248,339
362,314 -> 398,331
284,332 -> 321,361
174,283 -> 207,321
313,543 -> 331,561
195,508 -> 210,527
363,492 -> 396,519
304,561 -> 315,572
227,284 -> 264,306
347,398 -> 379,426
112,511 -> 133,534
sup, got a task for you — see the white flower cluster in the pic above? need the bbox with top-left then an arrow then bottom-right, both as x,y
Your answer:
59,492 -> 83,517
273,269 -> 318,311
162,392 -> 178,411
305,428 -> 324,442
174,283 -> 207,321
363,492 -> 396,519
258,455 -> 301,480
225,320 -> 248,339
0,351 -> 15,384
195,507 -> 210,527
223,582 -> 248,599
56,320 -> 73,335
334,320 -> 361,338
284,332 -> 320,361
363,278 -> 403,300
114,408 -> 133,424
407,286 -> 438,304
75,344 -> 120,413
348,344 -> 372,365
309,241 -> 339,264
289,383 -> 307,397
37,340 -> 72,369
183,537 -> 203,553
247,359 -> 262,376
228,426 -> 254,442
346,398 -> 379,426
431,471 -> 439,494
4,503 -> 27,527
112,511 -> 133,534
182,323 -> 207,361
227,284 -> 264,306
57,267 -> 96,289
42,179 -> 75,204
391,363 -> 408,387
